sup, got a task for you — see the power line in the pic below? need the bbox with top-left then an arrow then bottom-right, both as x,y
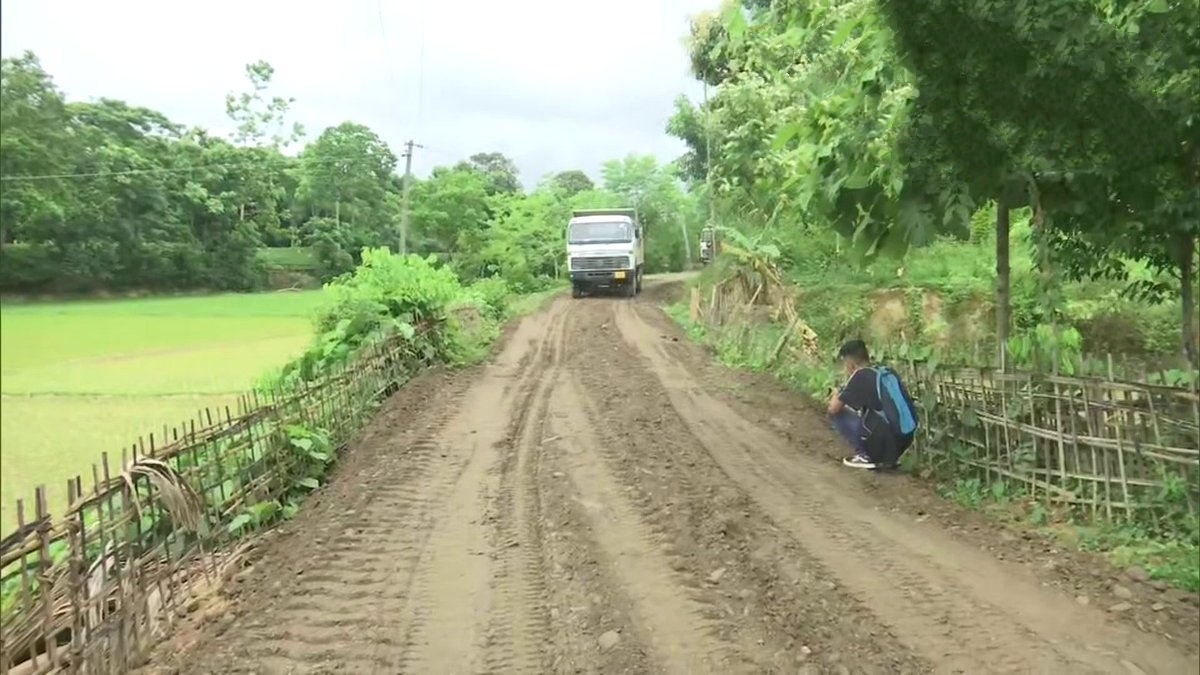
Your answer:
374,0 -> 402,100
416,3 -> 427,131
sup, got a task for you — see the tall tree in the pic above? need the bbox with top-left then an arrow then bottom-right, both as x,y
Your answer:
877,0 -> 1200,366
296,122 -> 399,252
548,170 -> 594,197
455,151 -> 522,196
600,155 -> 695,272
0,52 -> 74,250
408,166 -> 493,255
223,61 -> 304,241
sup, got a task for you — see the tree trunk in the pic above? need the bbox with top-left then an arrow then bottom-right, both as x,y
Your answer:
995,199 -> 1011,371
1180,233 -> 1198,370
679,217 -> 692,269
1029,184 -> 1064,372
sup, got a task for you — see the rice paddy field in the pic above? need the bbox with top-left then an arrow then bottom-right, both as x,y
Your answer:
0,291 -> 324,531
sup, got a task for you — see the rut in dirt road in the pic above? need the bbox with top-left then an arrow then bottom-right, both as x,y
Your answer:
156,281 -> 1198,675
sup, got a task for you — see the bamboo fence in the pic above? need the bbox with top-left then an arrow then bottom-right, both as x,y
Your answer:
896,361 -> 1200,523
0,331 -> 428,675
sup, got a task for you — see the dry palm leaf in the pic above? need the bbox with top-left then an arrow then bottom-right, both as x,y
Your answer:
119,458 -> 204,534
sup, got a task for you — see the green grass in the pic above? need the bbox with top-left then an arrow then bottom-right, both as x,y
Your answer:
0,290 -> 324,318
508,284 -> 567,317
0,291 -> 323,530
942,478 -> 1199,592
257,246 -> 318,270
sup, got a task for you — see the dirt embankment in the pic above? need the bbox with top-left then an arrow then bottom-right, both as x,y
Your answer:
145,279 -> 1199,674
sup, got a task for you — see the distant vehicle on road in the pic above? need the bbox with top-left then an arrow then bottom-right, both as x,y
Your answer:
699,226 -> 715,265
566,208 -> 644,298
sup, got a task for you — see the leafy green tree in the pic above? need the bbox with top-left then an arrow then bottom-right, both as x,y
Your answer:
548,170 -> 594,197
469,189 -> 569,288
408,166 -> 493,255
600,155 -> 695,272
876,0 -> 1199,366
664,96 -> 710,186
223,60 -> 305,243
0,52 -> 74,253
296,122 -> 400,255
454,151 -> 522,196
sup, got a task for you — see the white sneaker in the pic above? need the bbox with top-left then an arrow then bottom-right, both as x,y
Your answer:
842,454 -> 877,469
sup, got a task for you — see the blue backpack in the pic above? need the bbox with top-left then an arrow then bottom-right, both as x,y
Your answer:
869,366 -> 918,438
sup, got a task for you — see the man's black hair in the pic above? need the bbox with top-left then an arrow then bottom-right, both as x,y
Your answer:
837,339 -> 870,363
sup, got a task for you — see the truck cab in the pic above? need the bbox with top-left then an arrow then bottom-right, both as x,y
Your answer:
699,226 -> 716,265
566,208 -> 644,298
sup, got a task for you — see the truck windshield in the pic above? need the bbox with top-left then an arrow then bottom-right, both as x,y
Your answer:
568,221 -> 632,244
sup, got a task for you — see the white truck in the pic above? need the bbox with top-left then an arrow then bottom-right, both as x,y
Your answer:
566,208 -> 645,298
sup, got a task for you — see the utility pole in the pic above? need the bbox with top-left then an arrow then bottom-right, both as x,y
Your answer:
702,81 -> 717,265
679,215 -> 692,266
399,139 -> 423,255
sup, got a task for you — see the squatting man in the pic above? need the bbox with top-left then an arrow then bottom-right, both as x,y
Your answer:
826,339 -> 919,470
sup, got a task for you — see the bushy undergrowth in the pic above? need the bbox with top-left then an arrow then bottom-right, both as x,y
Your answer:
462,275 -> 513,322
769,210 -> 1185,369
261,249 -> 524,391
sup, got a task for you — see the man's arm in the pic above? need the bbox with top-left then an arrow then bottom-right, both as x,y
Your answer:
834,369 -> 874,414
827,386 -> 845,415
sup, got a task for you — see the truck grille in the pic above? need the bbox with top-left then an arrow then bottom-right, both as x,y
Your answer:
571,256 -> 627,271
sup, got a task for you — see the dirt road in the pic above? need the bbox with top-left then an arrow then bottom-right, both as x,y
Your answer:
153,279 -> 1199,674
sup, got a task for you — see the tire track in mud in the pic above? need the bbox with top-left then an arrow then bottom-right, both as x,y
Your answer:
616,297 -> 1200,675
178,373 -> 475,674
537,437 -> 663,675
396,298 -> 569,673
478,300 -> 568,675
545,370 -> 728,673
564,299 -> 926,674
172,302 -> 575,674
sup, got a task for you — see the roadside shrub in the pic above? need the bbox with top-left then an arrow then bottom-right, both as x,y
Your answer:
464,276 -> 512,321
315,248 -> 462,335
311,237 -> 356,283
445,295 -> 500,364
268,248 -> 466,387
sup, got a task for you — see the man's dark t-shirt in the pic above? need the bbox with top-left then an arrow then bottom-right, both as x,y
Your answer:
838,367 -> 880,414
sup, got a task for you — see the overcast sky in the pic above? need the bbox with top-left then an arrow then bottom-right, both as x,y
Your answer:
1,0 -> 719,187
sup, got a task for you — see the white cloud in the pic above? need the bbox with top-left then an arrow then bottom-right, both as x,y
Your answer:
1,0 -> 718,186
